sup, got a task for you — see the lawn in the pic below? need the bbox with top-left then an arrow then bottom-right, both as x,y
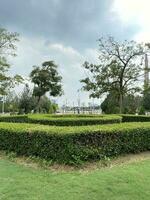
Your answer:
0,155 -> 150,200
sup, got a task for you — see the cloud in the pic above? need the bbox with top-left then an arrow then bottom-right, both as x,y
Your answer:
0,0 -> 134,49
8,36 -> 99,105
48,43 -> 81,57
1,0 -> 141,106
112,0 -> 150,42
112,0 -> 150,24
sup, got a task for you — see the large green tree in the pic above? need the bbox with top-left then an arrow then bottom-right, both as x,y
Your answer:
0,28 -> 23,95
30,61 -> 62,110
101,92 -> 120,114
38,96 -> 58,114
81,37 -> 145,113
101,92 -> 142,114
18,84 -> 57,114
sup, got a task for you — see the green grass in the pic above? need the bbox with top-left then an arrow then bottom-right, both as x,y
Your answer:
0,156 -> 150,200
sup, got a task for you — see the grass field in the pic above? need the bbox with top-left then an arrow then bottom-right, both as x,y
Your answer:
0,153 -> 150,200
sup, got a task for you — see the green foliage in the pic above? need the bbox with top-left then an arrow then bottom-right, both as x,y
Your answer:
0,28 -> 23,95
81,36 -> 145,113
48,102 -> 58,114
0,122 -> 149,165
30,61 -> 62,105
0,28 -> 19,56
3,113 -> 150,125
101,93 -> 142,114
18,84 -> 36,114
0,114 -> 122,126
2,85 -> 58,114
0,115 -> 28,123
101,92 -> 120,114
122,114 -> 150,122
142,87 -> 150,112
123,95 -> 142,114
2,91 -> 19,114
38,96 -> 57,114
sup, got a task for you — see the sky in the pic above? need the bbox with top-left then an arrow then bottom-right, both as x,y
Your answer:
0,0 -> 149,106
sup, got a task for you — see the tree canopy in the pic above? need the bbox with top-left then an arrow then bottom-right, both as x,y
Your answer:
0,28 -> 23,95
30,61 -> 62,103
101,92 -> 142,114
81,36 -> 146,113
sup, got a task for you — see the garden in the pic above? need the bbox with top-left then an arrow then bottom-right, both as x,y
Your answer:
0,114 -> 150,199
0,114 -> 149,165
0,25 -> 150,199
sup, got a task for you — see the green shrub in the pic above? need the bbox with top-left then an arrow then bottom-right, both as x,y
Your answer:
0,115 -> 28,123
0,114 -> 122,126
122,114 -> 150,122
0,122 -> 149,165
29,115 -> 122,126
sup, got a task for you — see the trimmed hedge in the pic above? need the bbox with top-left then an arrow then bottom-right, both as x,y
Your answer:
49,114 -> 106,118
122,115 -> 150,122
2,114 -> 150,125
0,122 -> 149,165
0,114 -> 122,126
0,115 -> 28,123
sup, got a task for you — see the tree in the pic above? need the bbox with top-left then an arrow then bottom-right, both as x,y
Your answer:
18,84 -> 58,114
0,28 -> 19,56
123,94 -> 142,114
19,84 -> 36,114
38,96 -> 58,113
81,37 -> 145,113
0,28 -> 23,95
142,87 -> 150,112
30,61 -> 62,111
101,92 -> 142,114
101,92 -> 120,114
0,91 -> 19,114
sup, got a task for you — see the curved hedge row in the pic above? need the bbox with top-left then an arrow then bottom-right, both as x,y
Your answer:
122,115 -> 150,122
0,114 -> 122,126
0,122 -> 149,165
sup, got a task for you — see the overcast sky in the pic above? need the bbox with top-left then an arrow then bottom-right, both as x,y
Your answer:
0,0 -> 149,106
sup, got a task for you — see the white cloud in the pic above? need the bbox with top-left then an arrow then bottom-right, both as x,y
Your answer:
112,0 -> 150,42
8,36 -> 100,106
112,0 -> 150,24
48,43 -> 81,58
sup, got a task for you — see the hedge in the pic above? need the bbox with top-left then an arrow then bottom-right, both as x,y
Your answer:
0,115 -> 28,123
0,114 -> 122,126
0,122 -> 149,165
49,114 -> 105,118
122,115 -> 150,122
2,114 -> 150,125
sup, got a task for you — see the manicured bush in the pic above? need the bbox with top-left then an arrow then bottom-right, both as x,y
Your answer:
0,122 -> 149,165
122,114 -> 150,122
0,115 -> 28,123
29,115 -> 122,126
49,114 -> 105,118
3,114 -> 150,125
0,114 -> 122,126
